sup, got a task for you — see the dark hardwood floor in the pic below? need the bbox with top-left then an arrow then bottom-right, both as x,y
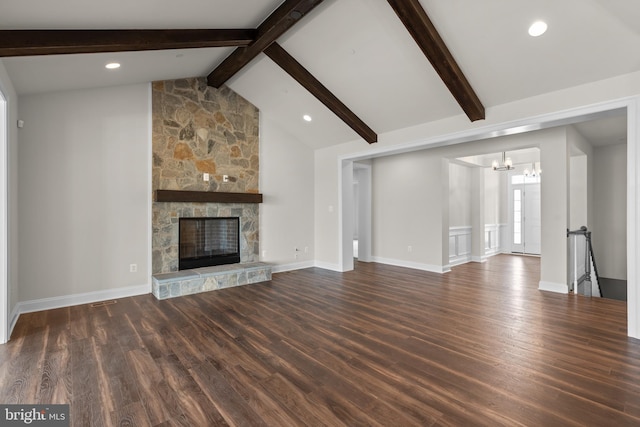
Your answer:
2,255 -> 640,426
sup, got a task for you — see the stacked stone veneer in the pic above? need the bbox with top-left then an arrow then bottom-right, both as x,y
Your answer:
152,77 -> 261,275
152,262 -> 272,300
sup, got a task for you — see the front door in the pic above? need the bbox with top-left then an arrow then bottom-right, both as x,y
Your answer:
511,177 -> 541,255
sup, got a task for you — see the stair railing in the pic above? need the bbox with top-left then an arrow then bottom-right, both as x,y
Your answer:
567,226 -> 602,297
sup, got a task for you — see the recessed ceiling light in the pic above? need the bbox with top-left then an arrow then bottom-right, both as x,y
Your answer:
105,62 -> 121,69
528,21 -> 548,37
303,115 -> 312,122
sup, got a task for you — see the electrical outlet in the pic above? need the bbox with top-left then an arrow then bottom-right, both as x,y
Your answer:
203,173 -> 210,182
407,246 -> 413,253
304,246 -> 309,253
129,264 -> 137,273
223,175 -> 229,182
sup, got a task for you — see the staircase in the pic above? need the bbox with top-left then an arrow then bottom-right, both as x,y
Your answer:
568,226 -> 602,297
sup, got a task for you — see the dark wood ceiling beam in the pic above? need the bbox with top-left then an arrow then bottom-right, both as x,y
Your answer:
0,29 -> 257,57
386,0 -> 485,121
265,42 -> 377,144
207,0 -> 324,88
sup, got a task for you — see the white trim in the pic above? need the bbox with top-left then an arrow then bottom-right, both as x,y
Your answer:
538,280 -> 569,294
8,303 -> 18,339
314,260 -> 343,272
146,83 -> 154,305
14,283 -> 149,315
337,98 -> 631,164
484,223 -> 504,256
0,90 -> 6,344
272,260 -> 315,273
471,256 -> 488,263
371,256 -> 448,274
339,160 -> 354,272
449,225 -> 473,232
449,226 -> 472,266
628,99 -> 639,338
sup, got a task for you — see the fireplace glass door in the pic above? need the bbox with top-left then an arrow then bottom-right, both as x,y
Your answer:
179,217 -> 240,270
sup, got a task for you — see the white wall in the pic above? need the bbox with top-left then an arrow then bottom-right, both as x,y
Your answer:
260,115 -> 315,271
18,84 -> 151,302
593,143 -> 627,279
0,60 -> 19,341
449,163 -> 471,227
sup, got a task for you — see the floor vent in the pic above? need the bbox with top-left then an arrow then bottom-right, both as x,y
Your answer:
90,300 -> 117,308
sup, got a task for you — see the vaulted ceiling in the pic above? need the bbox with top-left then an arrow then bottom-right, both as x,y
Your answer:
1,0 -> 638,149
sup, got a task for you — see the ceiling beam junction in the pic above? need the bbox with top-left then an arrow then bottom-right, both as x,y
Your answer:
265,42 -> 377,144
207,0 -> 324,88
386,0 -> 485,121
0,29 -> 257,57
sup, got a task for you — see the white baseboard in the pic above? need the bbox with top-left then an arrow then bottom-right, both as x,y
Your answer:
449,255 -> 471,267
7,303 -> 20,342
313,261 -> 343,272
14,283 -> 151,316
272,260 -> 315,273
371,256 -> 447,274
538,281 -> 568,294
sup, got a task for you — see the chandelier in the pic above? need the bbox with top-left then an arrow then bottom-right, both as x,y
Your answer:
492,152 -> 514,171
524,162 -> 542,177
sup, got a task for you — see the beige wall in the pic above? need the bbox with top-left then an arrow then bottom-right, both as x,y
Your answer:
359,128 -> 565,276
372,151 -> 448,270
539,127 -> 570,289
449,163 -> 472,227
18,84 -> 151,301
260,115 -> 315,268
593,143 -> 627,279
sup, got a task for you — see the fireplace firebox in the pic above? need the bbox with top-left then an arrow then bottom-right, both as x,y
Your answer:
179,217 -> 240,270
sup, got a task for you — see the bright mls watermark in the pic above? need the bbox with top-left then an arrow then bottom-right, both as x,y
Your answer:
0,405 -> 69,426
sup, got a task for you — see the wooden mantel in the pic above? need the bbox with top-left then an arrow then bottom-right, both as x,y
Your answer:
155,190 -> 263,204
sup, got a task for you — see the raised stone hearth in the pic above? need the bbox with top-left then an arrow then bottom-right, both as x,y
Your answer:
152,262 -> 272,300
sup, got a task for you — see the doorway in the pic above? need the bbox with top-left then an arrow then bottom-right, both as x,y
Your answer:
352,162 -> 372,263
509,173 -> 541,255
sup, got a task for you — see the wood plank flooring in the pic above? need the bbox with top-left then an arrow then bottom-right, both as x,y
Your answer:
2,255 -> 640,426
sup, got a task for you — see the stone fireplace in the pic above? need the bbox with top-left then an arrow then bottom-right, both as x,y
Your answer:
152,202 -> 258,274
152,77 -> 260,275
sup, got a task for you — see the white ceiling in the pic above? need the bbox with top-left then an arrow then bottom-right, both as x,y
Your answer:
2,0 -> 637,149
